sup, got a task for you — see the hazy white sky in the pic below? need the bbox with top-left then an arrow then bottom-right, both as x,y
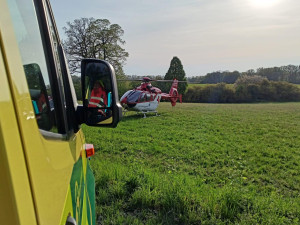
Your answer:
51,0 -> 300,77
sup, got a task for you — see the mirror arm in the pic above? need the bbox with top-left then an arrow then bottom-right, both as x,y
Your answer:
75,105 -> 85,125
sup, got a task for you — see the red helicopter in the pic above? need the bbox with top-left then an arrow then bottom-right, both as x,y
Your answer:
120,77 -> 184,117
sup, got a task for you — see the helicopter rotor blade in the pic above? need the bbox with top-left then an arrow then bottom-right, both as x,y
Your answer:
117,79 -> 144,82
153,80 -> 187,83
117,78 -> 187,82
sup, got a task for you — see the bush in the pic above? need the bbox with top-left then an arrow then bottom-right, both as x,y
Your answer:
234,75 -> 266,86
183,83 -> 236,103
184,80 -> 300,103
269,81 -> 300,101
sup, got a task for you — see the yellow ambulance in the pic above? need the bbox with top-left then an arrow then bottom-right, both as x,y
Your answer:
0,0 -> 122,224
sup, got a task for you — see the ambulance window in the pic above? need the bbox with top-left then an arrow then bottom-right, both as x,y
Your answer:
7,0 -> 63,133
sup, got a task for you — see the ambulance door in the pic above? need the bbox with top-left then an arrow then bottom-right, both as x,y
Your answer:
2,0 -> 93,224
0,40 -> 37,225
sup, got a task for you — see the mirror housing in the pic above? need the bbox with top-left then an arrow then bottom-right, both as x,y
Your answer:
79,59 -> 122,127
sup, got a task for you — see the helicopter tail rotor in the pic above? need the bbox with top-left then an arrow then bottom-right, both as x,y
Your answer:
160,79 -> 183,107
169,90 -> 182,107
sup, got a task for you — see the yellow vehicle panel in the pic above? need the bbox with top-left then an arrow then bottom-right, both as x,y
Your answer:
0,0 -> 95,224
0,41 -> 37,225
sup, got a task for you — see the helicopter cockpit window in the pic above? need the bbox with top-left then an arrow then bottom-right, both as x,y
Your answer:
127,91 -> 142,103
120,90 -> 133,102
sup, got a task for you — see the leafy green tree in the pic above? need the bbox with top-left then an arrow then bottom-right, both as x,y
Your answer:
223,71 -> 240,83
188,76 -> 204,83
63,18 -> 129,78
234,75 -> 266,87
188,71 -> 240,84
201,71 -> 223,83
164,56 -> 187,94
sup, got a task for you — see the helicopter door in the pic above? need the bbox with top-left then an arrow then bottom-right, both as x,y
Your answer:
150,94 -> 154,101
146,94 -> 151,107
139,93 -> 146,102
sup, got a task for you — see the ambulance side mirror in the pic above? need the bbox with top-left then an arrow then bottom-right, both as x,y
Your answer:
80,59 -> 122,127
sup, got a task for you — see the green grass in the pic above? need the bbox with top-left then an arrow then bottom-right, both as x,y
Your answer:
83,102 -> 300,224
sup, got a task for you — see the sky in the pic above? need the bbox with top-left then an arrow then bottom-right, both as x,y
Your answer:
50,0 -> 300,77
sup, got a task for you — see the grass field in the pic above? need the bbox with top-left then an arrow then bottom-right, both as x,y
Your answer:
82,102 -> 300,224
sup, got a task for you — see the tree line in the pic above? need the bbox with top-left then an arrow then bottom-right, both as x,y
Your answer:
184,76 -> 300,103
188,65 -> 300,84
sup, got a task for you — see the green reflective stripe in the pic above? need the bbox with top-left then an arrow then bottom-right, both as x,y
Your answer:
86,161 -> 95,225
70,158 -> 84,225
69,158 -> 95,225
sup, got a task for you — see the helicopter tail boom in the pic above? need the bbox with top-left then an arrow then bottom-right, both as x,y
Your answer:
160,79 -> 182,106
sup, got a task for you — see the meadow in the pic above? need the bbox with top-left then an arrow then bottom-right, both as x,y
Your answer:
83,102 -> 300,224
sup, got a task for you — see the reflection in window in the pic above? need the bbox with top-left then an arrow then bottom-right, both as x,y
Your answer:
8,0 -> 58,132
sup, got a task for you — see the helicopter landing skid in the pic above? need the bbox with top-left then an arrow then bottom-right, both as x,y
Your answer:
122,109 -> 128,116
138,111 -> 159,118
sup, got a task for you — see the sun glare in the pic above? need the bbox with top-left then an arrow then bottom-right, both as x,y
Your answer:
249,0 -> 281,8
